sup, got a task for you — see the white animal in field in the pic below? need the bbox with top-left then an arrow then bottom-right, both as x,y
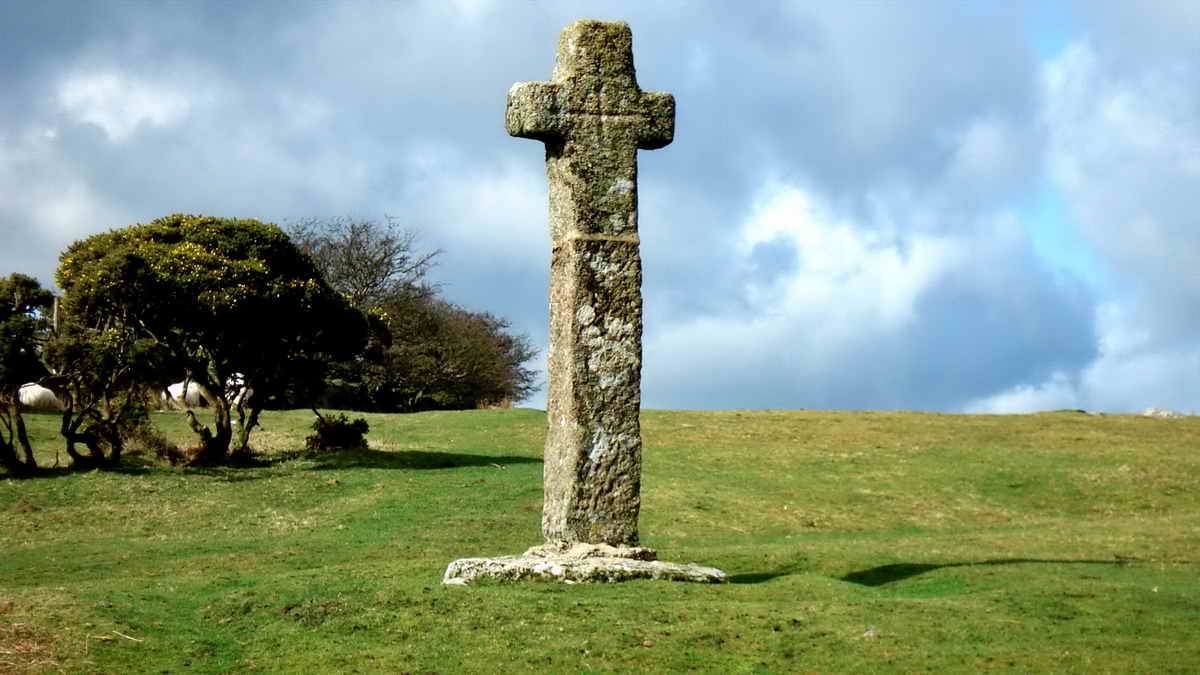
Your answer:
164,380 -> 209,407
162,374 -> 249,409
18,383 -> 64,411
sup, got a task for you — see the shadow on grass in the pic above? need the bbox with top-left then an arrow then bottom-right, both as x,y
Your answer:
175,447 -> 542,482
301,448 -> 542,471
727,561 -> 808,584
4,448 -> 540,482
0,461 -> 158,480
841,558 -> 1139,587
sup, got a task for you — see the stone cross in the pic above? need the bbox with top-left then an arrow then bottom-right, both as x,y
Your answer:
443,21 -> 721,582
507,19 -> 674,546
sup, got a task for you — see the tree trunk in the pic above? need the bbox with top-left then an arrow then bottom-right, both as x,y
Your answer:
59,410 -> 89,466
14,406 -> 37,469
232,406 -> 261,459
0,426 -> 25,475
212,398 -> 233,460
185,408 -> 235,465
58,401 -> 106,468
102,428 -> 123,466
183,371 -> 235,464
0,443 -> 21,473
0,402 -> 29,475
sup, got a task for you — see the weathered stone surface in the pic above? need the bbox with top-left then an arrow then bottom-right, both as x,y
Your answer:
508,19 -> 675,547
439,20 -> 724,586
443,543 -> 727,585
525,541 -> 657,561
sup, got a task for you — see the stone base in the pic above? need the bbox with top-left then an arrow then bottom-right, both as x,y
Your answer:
443,542 -> 726,585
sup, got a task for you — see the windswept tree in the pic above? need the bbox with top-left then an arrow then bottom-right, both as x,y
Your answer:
0,274 -> 54,474
57,214 -> 367,464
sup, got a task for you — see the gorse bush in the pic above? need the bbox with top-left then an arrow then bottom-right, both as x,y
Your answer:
305,412 -> 369,451
57,214 -> 368,465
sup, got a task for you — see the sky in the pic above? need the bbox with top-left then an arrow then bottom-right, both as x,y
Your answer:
2,0 -> 1199,414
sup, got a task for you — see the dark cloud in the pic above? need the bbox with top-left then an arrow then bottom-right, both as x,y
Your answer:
1,1 -> 1193,412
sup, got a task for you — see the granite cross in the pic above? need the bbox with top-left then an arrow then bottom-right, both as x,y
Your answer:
507,19 -> 675,546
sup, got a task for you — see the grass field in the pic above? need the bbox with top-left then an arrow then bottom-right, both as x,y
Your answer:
2,407 -> 1198,673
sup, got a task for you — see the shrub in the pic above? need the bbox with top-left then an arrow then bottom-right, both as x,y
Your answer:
305,412 -> 369,451
122,423 -> 181,464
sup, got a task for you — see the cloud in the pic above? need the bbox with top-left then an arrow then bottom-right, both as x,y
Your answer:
2,2 -> 1197,413
0,126 -> 133,284
970,30 -> 1200,413
1046,42 -> 1200,335
966,304 -> 1200,414
58,71 -> 196,142
407,156 -> 551,347
1045,42 -> 1200,352
643,182 -> 1096,410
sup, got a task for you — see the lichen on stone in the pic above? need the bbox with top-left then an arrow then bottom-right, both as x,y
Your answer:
506,19 -> 674,547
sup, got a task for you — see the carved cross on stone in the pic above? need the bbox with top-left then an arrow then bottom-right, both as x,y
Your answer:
507,19 -> 675,546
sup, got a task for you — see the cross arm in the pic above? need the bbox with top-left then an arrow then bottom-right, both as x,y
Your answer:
506,81 -> 563,142
637,91 -> 675,150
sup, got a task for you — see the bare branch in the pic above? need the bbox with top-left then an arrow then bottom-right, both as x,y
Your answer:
286,216 -> 441,311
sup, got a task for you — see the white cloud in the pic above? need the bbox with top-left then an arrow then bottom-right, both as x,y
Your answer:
30,180 -> 111,236
970,36 -> 1200,414
963,372 -> 1080,414
1044,42 -> 1200,309
643,181 -> 1093,410
0,126 -> 130,285
737,182 -> 946,334
944,116 -> 1027,194
416,157 -> 548,263
57,71 -> 198,142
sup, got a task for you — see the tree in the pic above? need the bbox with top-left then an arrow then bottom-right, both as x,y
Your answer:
43,323 -> 168,468
0,274 -> 54,474
350,295 -> 539,412
57,214 -> 368,464
288,218 -> 540,412
287,216 -> 440,311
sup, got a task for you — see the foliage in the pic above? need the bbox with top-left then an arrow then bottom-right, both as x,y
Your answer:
56,214 -> 367,464
42,323 -> 168,468
373,293 -> 538,411
3,409 -> 1200,671
0,273 -> 53,473
304,410 -> 369,451
290,218 -> 539,412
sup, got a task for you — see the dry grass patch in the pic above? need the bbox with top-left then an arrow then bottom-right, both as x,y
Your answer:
0,619 -> 61,673
0,590 -> 95,674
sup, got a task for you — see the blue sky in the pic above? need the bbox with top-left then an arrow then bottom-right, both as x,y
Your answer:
2,1 -> 1198,413
1026,1 -> 1078,60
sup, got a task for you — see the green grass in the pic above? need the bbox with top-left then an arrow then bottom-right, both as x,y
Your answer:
2,408 -> 1199,672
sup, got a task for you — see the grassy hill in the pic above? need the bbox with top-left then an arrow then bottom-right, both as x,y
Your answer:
2,408 -> 1198,672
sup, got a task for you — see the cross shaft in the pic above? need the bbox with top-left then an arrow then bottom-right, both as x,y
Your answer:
507,19 -> 675,545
